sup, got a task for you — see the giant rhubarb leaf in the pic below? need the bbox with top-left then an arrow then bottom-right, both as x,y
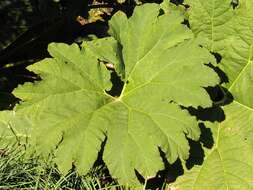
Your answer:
2,4 -> 219,187
172,1 -> 253,189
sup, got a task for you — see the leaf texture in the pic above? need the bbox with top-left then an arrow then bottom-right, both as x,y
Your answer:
1,3 -> 219,187
185,0 -> 234,53
173,1 -> 253,189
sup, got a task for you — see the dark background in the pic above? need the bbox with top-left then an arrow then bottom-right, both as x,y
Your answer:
0,0 -> 183,109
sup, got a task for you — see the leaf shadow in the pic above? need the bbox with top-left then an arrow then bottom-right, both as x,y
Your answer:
153,79 -> 234,187
92,137 -> 119,188
206,62 -> 229,84
106,70 -> 124,97
143,87 -> 234,189
185,123 -> 213,170
184,86 -> 234,169
143,150 -> 184,190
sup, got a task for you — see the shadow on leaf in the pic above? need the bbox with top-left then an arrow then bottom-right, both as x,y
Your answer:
143,149 -> 184,190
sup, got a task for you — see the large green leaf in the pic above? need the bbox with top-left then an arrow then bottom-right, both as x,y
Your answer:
1,3 -> 219,187
172,1 -> 253,189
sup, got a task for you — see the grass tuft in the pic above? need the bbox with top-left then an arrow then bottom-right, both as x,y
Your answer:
0,146 -> 122,190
